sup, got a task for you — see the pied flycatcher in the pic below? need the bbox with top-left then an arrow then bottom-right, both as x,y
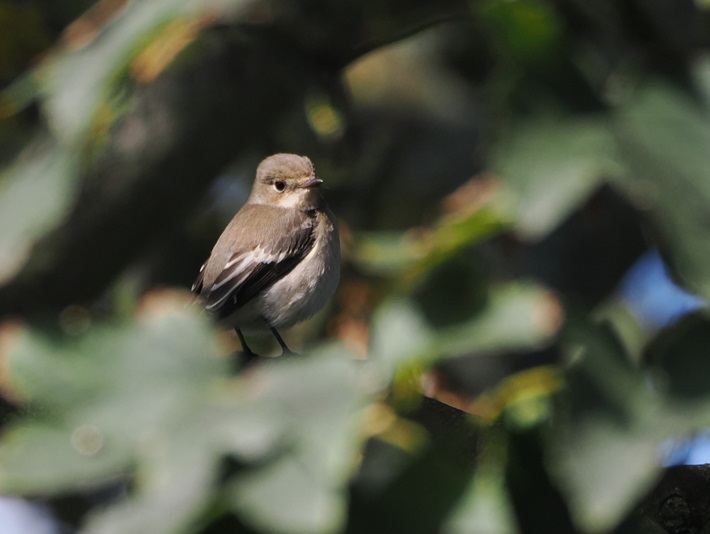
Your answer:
192,154 -> 340,355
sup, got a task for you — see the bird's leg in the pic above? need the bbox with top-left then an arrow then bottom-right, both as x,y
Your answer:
270,327 -> 297,356
235,328 -> 259,363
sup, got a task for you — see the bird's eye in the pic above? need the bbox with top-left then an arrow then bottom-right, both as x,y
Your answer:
274,181 -> 285,192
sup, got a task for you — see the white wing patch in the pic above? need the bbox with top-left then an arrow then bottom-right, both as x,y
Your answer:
205,246 -> 290,311
199,214 -> 318,319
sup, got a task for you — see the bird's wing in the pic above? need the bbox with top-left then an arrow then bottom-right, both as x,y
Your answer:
192,208 -> 317,320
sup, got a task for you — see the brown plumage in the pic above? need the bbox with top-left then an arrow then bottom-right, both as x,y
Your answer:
192,154 -> 340,355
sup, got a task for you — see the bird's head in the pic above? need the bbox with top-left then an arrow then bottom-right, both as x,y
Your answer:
248,153 -> 323,210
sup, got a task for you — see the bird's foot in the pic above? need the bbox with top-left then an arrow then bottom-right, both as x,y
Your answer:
232,350 -> 261,373
270,327 -> 299,357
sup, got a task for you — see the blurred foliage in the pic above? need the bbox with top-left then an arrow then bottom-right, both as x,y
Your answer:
2,0 -> 710,533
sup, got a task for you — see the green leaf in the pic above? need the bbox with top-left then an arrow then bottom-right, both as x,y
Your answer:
226,346 -> 367,534
0,139 -> 79,285
436,282 -> 561,358
369,282 -> 561,382
351,231 -> 426,276
549,320 -> 665,532
45,0 -> 252,145
614,81 -> 710,300
443,451 -> 518,534
352,198 -> 510,280
0,296 -> 229,495
369,298 -> 435,373
410,203 -> 512,284
0,299 -> 369,534
0,422 -> 129,496
647,313 -> 710,427
82,435 -> 218,534
493,114 -> 619,240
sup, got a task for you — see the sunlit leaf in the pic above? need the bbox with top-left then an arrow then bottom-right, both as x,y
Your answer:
352,187 -> 511,281
405,202 -> 512,287
469,366 -> 562,423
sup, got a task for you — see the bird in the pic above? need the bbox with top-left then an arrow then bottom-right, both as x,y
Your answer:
191,153 -> 340,356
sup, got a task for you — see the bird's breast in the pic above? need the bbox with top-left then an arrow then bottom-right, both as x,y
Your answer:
259,210 -> 340,329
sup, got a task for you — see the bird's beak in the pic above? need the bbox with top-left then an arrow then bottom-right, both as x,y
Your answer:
301,177 -> 323,189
